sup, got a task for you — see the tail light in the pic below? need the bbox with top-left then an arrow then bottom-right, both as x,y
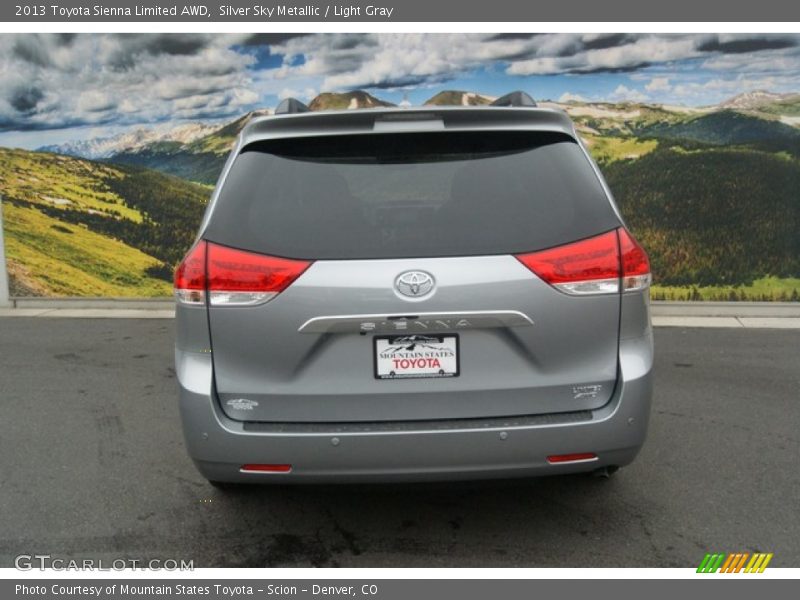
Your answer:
206,243 -> 312,306
173,241 -> 206,305
174,241 -> 312,307
618,228 -> 651,292
515,228 -> 650,295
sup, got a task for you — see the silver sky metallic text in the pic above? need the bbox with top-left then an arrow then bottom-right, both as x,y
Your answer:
219,4 -> 395,18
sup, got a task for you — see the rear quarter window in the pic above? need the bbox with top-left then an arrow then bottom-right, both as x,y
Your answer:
203,131 -> 621,260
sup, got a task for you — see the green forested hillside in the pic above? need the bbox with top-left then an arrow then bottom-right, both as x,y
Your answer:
751,95 -> 800,117
633,110 -> 800,152
0,148 -> 209,296
604,145 -> 800,291
108,148 -> 224,186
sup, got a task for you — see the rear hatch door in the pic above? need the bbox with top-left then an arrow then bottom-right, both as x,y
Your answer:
203,130 -> 623,422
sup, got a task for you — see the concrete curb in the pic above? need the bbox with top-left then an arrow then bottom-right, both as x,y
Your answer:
0,308 -> 176,319
1,299 -> 799,328
9,297 -> 175,310
649,301 -> 800,317
652,316 -> 800,329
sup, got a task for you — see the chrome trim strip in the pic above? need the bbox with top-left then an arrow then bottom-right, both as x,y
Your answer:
297,310 -> 534,334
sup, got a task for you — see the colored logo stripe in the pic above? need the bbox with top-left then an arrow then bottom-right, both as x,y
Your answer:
697,553 -> 725,573
745,553 -> 773,573
720,553 -> 750,573
697,552 -> 773,573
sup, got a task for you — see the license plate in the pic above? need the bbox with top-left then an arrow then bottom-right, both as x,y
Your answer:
374,334 -> 459,380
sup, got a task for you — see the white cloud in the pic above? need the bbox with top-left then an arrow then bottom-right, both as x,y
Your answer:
278,87 -> 318,101
669,75 -> 800,103
506,35 -> 701,76
1,33 -> 799,134
610,85 -> 648,102
645,77 -> 671,92
0,33 -> 257,130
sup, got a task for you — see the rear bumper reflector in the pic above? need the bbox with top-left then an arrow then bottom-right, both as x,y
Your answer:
240,464 -> 292,473
546,453 -> 598,464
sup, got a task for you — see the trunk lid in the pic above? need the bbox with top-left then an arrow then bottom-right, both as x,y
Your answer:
209,255 -> 619,422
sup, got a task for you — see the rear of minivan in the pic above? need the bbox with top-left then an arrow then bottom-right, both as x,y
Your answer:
175,105 -> 653,484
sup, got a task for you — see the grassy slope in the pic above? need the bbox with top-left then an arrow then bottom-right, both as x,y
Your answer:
3,202 -> 170,296
652,276 -> 800,302
0,148 -> 142,221
582,134 -> 658,164
0,147 -> 207,297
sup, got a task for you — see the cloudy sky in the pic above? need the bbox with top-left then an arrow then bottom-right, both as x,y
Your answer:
1,32 -> 799,148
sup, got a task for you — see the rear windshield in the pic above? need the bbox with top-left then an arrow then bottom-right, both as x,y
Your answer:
204,131 -> 620,260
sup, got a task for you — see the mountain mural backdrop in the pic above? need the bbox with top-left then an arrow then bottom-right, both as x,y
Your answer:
1,88 -> 798,300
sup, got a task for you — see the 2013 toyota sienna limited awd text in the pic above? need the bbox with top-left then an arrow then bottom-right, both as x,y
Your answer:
174,91 -> 654,486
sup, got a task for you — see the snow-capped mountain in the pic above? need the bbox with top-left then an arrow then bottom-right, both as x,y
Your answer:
717,90 -> 793,110
39,122 -> 221,159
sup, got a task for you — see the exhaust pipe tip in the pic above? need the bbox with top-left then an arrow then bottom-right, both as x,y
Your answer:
591,465 -> 619,479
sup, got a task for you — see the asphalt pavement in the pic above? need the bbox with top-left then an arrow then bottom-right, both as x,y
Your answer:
0,319 -> 798,567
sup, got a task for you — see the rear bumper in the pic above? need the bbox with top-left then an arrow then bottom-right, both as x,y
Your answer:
176,334 -> 653,484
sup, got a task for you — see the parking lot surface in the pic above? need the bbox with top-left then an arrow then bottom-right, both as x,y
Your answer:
0,319 -> 798,567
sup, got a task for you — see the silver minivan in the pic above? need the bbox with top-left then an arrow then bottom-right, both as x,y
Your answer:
174,92 -> 653,486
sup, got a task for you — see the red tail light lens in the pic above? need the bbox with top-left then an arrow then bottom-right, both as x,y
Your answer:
240,464 -> 292,473
207,243 -> 311,306
173,241 -> 312,306
515,230 -> 620,295
515,228 -> 650,295
173,241 -> 207,305
618,228 -> 651,291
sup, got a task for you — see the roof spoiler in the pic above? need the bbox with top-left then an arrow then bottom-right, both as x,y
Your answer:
490,91 -> 537,108
275,97 -> 311,115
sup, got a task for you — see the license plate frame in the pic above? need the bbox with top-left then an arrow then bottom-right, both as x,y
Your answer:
373,334 -> 460,380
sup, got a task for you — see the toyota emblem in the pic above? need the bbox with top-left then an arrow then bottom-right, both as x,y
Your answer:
395,271 -> 435,298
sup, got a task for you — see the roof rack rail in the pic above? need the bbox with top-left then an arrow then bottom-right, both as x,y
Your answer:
275,97 -> 311,115
490,91 -> 537,108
